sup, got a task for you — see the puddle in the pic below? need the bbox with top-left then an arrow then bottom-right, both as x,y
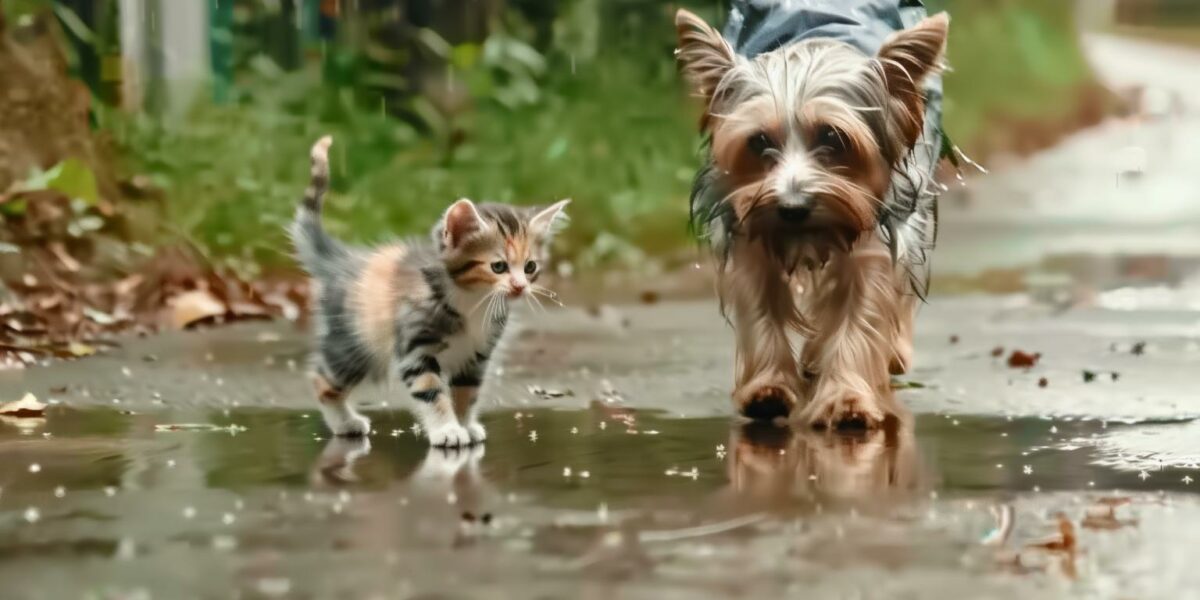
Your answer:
2,407 -> 1199,598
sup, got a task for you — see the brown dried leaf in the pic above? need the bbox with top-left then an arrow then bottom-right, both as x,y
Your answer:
170,290 -> 226,329
1007,350 -> 1041,369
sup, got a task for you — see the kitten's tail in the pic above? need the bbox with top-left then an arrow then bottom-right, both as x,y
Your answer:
291,135 -> 349,279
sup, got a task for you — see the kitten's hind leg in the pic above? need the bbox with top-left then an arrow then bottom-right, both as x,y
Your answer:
313,369 -> 371,437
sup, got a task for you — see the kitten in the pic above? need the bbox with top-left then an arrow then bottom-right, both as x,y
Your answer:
292,136 -> 569,447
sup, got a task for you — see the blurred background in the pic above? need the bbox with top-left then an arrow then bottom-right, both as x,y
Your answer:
2,0 -> 1200,359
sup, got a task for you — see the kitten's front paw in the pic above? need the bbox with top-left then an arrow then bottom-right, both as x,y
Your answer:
331,413 -> 372,437
427,423 -> 472,448
465,422 -> 487,444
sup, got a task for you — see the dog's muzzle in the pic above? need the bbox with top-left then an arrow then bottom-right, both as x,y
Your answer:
777,195 -> 813,222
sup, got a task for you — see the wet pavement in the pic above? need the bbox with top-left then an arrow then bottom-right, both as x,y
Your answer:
3,298 -> 1200,598
3,403 -> 1199,599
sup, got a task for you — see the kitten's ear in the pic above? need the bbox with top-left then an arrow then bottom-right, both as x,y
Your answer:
529,199 -> 570,238
877,13 -> 949,147
440,198 -> 488,248
675,9 -> 736,129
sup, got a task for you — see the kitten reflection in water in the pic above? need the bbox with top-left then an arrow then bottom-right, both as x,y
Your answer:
724,417 -> 924,509
310,438 -> 492,547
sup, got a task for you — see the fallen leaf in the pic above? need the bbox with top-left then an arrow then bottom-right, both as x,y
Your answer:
991,346 -> 1005,358
1038,377 -> 1048,388
1082,370 -> 1097,383
1007,350 -> 1041,368
1026,513 -> 1075,552
1131,341 -> 1146,356
170,290 -> 226,329
0,393 -> 47,417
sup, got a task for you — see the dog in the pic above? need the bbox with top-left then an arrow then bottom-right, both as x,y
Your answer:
674,1 -> 949,428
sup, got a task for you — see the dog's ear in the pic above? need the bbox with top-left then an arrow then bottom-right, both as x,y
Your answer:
877,13 -> 949,148
675,9 -> 736,128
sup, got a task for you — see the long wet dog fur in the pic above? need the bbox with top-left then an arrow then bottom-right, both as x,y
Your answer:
675,7 -> 949,428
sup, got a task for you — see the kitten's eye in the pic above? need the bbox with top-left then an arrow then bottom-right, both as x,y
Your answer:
524,261 -> 537,275
490,261 -> 508,274
815,125 -> 846,154
747,132 -> 776,158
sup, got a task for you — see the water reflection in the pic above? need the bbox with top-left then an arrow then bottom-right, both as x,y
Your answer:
727,421 -> 923,510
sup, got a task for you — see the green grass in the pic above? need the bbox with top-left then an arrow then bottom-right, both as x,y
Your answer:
105,55 -> 701,274
105,1 -> 1099,271
933,0 -> 1097,150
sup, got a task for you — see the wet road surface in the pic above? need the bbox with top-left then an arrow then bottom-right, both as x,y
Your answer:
3,404 -> 1199,599
3,298 -> 1200,598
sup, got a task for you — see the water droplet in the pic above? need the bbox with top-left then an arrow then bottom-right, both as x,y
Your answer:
121,367 -> 132,377
24,507 -> 40,523
28,463 -> 40,473
166,459 -> 176,468
105,486 -> 117,497
580,470 -> 591,479
563,467 -> 572,477
116,537 -> 136,560
222,512 -> 235,525
182,506 -> 197,519
54,486 -> 65,498
1022,465 -> 1032,475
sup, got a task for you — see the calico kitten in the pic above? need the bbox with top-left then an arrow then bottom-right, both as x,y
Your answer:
292,136 -> 569,447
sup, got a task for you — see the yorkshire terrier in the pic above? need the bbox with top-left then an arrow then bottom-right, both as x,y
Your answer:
674,1 -> 949,428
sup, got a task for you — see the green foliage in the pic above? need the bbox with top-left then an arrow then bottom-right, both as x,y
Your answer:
103,0 -> 1096,270
107,43 -> 697,271
931,0 -> 1095,149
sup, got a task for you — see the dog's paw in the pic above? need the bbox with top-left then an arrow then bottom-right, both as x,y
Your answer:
801,389 -> 886,430
736,383 -> 798,421
465,421 -> 487,444
331,413 -> 372,437
427,423 -> 472,448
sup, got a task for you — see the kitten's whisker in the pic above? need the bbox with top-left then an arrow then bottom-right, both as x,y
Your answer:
470,292 -> 493,315
529,285 -> 563,306
526,291 -> 546,313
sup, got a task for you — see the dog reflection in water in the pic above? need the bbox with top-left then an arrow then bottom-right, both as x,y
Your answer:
311,438 -> 491,547
723,418 -> 922,509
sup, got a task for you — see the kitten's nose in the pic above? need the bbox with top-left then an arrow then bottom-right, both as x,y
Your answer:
509,285 -> 526,298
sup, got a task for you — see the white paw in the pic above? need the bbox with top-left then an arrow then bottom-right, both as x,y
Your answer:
427,423 -> 472,448
331,413 -> 372,437
465,422 -> 487,443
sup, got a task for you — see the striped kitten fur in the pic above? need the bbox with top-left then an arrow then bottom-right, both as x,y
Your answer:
292,136 -> 569,447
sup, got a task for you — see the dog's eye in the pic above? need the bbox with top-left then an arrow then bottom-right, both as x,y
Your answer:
747,132 -> 776,157
816,125 -> 846,154
490,261 -> 508,274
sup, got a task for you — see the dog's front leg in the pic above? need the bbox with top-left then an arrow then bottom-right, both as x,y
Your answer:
799,234 -> 904,429
723,240 -> 805,421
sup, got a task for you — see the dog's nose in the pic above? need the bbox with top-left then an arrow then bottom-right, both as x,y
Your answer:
777,205 -> 811,222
